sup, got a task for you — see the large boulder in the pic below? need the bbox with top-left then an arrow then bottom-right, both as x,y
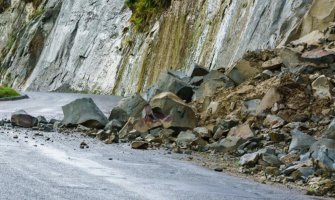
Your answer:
323,118 -> 335,140
150,92 -> 196,129
109,94 -> 147,123
146,72 -> 194,102
289,129 -> 316,153
193,70 -> 234,100
225,59 -> 260,85
11,110 -> 38,128
310,138 -> 335,171
62,98 -> 108,129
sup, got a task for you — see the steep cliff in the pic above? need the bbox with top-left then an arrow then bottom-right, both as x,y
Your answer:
0,0 -> 334,95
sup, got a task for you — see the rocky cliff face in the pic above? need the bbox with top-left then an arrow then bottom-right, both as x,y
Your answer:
0,0 -> 334,95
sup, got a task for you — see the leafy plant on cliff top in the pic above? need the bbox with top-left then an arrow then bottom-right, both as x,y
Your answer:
125,0 -> 171,31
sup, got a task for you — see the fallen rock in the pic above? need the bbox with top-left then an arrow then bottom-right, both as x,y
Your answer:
310,138 -> 335,171
176,130 -> 197,148
194,71 -> 234,100
289,129 -> 316,153
146,72 -> 194,102
256,87 -> 282,115
240,152 -> 259,166
131,141 -> 149,150
150,92 -> 197,129
263,115 -> 285,129
209,136 -> 245,153
261,57 -> 283,70
188,64 -> 209,77
104,120 -> 123,131
11,110 -> 38,128
302,49 -> 335,64
109,94 -> 147,123
311,75 -> 332,99
323,118 -> 335,140
226,59 -> 260,85
36,116 -> 48,124
62,98 -> 108,129
193,127 -> 211,140
228,124 -> 254,140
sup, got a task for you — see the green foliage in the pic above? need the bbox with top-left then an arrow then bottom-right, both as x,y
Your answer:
0,0 -> 10,14
22,0 -> 43,8
125,0 -> 171,31
0,86 -> 20,98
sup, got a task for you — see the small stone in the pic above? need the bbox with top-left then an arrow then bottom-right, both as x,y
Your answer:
311,75 -> 332,99
263,115 -> 285,129
131,141 -> 149,150
214,168 -> 223,172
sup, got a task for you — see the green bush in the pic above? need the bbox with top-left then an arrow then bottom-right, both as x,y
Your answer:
22,0 -> 43,8
0,86 -> 20,98
125,0 -> 171,31
0,0 -> 10,13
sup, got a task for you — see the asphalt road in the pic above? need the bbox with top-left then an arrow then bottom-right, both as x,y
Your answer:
0,92 -> 325,200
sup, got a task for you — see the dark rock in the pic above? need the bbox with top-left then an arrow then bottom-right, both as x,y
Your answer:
310,138 -> 335,171
289,129 -> 316,153
302,49 -> 335,64
37,116 -> 48,124
11,110 -> 38,128
104,120 -> 123,131
80,142 -> 89,149
323,118 -> 335,140
146,72 -> 194,102
131,141 -> 149,150
189,76 -> 204,86
188,64 -> 209,77
62,98 -> 108,129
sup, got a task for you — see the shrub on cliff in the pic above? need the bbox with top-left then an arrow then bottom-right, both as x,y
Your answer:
0,86 -> 20,98
0,0 -> 10,13
125,0 -> 171,31
22,0 -> 43,8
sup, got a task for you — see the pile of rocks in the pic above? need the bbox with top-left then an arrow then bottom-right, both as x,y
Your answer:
2,24 -> 335,197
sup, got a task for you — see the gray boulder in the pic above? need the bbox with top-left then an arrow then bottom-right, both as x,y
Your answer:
193,71 -> 235,100
146,72 -> 194,102
209,136 -> 245,153
109,94 -> 147,123
11,110 -> 38,128
310,138 -> 335,171
150,92 -> 197,129
289,129 -> 316,153
225,59 -> 260,85
323,118 -> 335,140
62,98 -> 108,129
176,130 -> 197,148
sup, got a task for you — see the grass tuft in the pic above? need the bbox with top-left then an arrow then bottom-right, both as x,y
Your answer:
0,86 -> 20,98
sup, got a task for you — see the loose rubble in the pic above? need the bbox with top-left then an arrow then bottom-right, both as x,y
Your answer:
2,24 -> 335,197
